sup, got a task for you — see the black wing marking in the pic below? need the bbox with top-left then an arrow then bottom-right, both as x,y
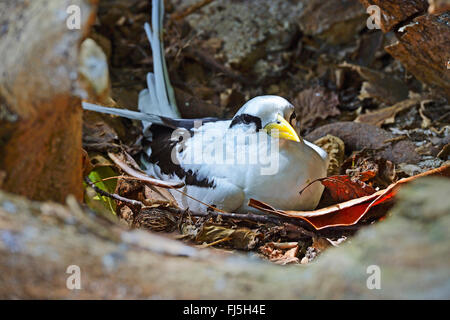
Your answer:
143,124 -> 216,188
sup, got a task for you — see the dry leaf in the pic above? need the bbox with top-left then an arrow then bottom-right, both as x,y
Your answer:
259,242 -> 300,265
437,144 -> 450,160
249,164 -> 450,230
306,122 -> 421,164
294,86 -> 340,131
355,99 -> 420,127
341,150 -> 397,188
308,175 -> 377,203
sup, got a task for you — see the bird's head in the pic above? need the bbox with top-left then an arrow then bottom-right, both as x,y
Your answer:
229,95 -> 301,142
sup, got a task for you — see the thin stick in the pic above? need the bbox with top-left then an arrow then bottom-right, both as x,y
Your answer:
165,207 -> 289,225
84,176 -> 143,208
170,188 -> 228,213
84,175 -> 289,225
108,152 -> 185,189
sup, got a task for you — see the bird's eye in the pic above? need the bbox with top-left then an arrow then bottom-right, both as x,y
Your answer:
229,113 -> 262,130
289,111 -> 297,126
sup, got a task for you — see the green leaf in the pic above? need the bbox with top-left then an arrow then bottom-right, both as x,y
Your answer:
85,166 -> 118,215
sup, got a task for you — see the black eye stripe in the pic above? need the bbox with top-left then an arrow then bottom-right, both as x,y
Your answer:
229,113 -> 262,130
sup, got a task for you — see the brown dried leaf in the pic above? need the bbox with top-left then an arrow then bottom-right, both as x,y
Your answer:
355,99 -> 420,127
341,150 -> 397,188
142,185 -> 177,208
316,175 -> 377,203
299,0 -> 366,45
259,242 -> 300,265
312,237 -> 332,252
437,144 -> 450,160
294,86 -> 340,131
135,207 -> 178,233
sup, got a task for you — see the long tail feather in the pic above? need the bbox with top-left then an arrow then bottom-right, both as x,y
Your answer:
140,0 -> 180,119
82,0 -> 180,125
82,102 -> 165,125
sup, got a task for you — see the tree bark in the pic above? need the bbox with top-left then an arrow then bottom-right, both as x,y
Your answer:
360,0 -> 429,32
358,0 -> 449,98
385,13 -> 450,98
0,0 -> 97,202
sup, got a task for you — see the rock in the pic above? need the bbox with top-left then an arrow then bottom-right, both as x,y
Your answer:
392,177 -> 450,222
172,0 -> 303,75
299,0 -> 366,45
299,177 -> 450,299
0,0 -> 97,202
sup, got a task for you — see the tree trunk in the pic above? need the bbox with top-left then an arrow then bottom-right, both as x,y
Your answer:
0,0 -> 97,202
1,177 -> 449,299
360,0 -> 429,32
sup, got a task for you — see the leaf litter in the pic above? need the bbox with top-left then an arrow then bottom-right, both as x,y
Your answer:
81,0 -> 450,265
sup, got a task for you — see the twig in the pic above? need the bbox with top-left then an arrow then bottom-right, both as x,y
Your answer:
165,206 -> 294,225
298,177 -> 325,196
84,175 -> 293,225
84,176 -> 143,208
108,152 -> 185,189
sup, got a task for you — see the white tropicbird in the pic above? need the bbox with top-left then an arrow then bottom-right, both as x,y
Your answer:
83,0 -> 328,213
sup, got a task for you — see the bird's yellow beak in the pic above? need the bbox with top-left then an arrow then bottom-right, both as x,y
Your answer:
264,114 -> 301,142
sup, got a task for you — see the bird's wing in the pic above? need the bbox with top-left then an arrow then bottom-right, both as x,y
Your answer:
171,180 -> 245,213
143,119 -> 231,187
142,119 -> 246,212
304,139 -> 328,161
